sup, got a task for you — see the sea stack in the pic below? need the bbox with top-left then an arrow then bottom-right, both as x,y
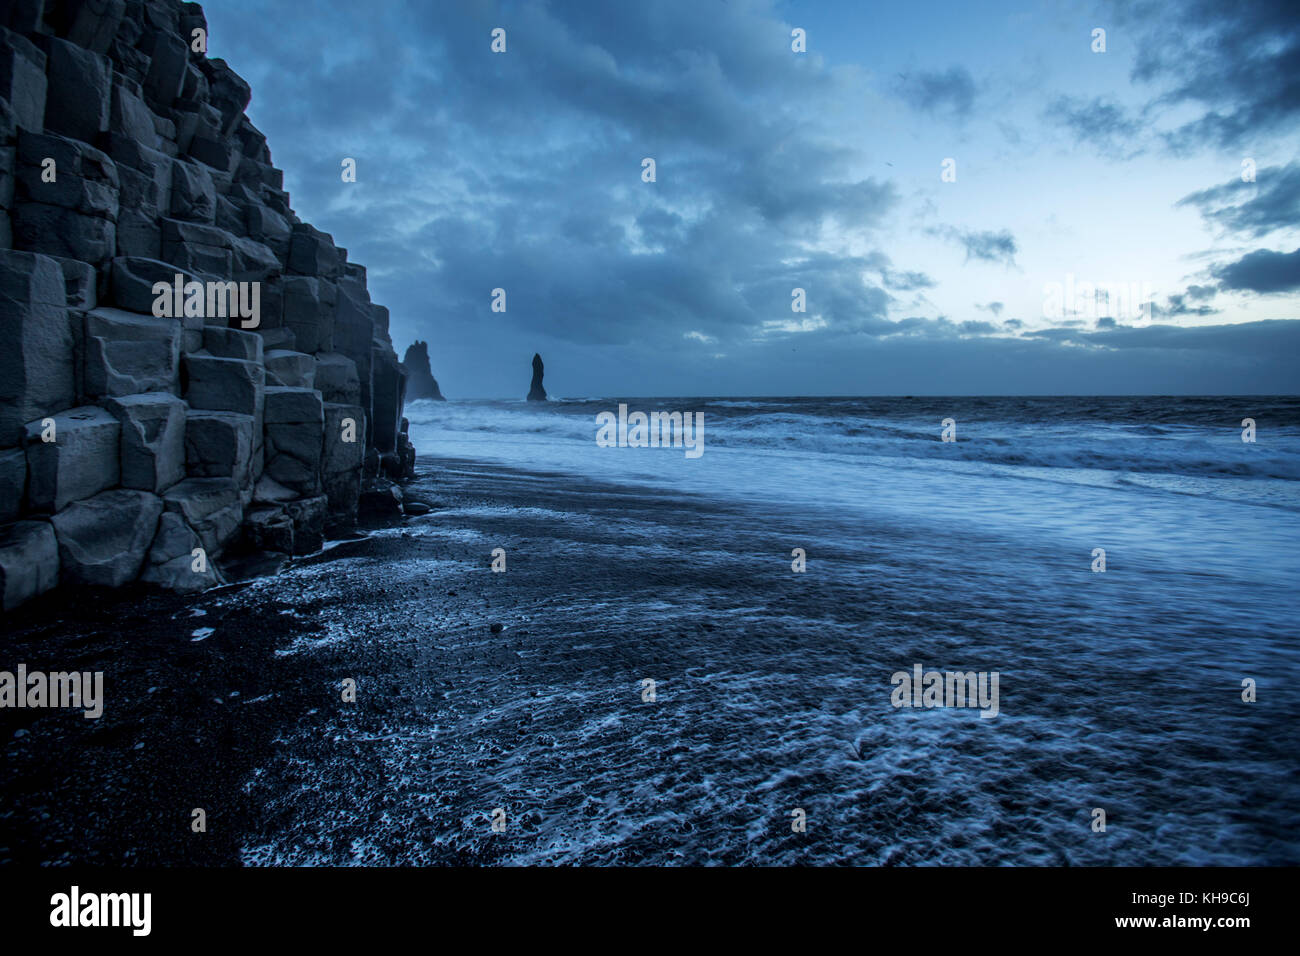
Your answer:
401,341 -> 445,400
527,353 -> 547,402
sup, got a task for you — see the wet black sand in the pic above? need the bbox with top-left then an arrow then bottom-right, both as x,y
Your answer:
0,461 -> 485,866
0,457 -> 837,866
4,455 -> 1294,866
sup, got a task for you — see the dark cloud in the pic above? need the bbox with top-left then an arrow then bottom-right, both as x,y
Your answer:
1148,294 -> 1221,319
855,251 -> 934,293
880,269 -> 935,292
643,320 -> 1300,396
1044,96 -> 1145,159
1119,0 -> 1300,151
1025,319 -> 1300,358
1211,247 -> 1300,294
893,66 -> 977,116
1176,162 -> 1300,238
203,0 -> 908,358
194,0 -> 1300,397
929,227 -> 1019,268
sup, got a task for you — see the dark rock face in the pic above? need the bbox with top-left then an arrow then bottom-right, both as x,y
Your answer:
527,352 -> 547,402
401,340 -> 444,401
398,416 -> 416,480
0,0 -> 416,608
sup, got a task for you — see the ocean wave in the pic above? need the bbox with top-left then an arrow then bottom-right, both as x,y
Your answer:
405,397 -> 1300,510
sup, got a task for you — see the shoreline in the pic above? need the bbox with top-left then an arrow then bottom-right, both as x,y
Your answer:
3,453 -> 1297,866
1,456 -> 728,865
1,454 -> 798,865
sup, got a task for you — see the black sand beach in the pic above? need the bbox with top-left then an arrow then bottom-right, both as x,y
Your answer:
2,456 -> 817,866
6,439 -> 1296,866
2,452 -> 913,866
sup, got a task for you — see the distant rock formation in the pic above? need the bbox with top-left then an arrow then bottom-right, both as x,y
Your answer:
527,353 -> 547,402
0,0 -> 413,610
401,340 -> 445,401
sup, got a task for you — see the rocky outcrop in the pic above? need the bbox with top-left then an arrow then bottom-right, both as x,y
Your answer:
401,340 -> 444,400
527,352 -> 547,402
0,521 -> 59,611
0,0 -> 414,609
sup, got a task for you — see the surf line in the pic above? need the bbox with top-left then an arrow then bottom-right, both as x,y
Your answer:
595,403 -> 705,459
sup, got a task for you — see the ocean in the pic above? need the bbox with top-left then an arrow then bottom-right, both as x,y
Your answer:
237,396 -> 1299,865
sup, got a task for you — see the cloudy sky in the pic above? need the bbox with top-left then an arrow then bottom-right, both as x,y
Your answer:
204,0 -> 1299,397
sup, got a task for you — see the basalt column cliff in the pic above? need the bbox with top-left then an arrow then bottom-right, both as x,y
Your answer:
0,0 -> 414,610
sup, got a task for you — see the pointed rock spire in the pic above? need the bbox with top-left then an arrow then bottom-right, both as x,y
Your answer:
527,353 -> 547,401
